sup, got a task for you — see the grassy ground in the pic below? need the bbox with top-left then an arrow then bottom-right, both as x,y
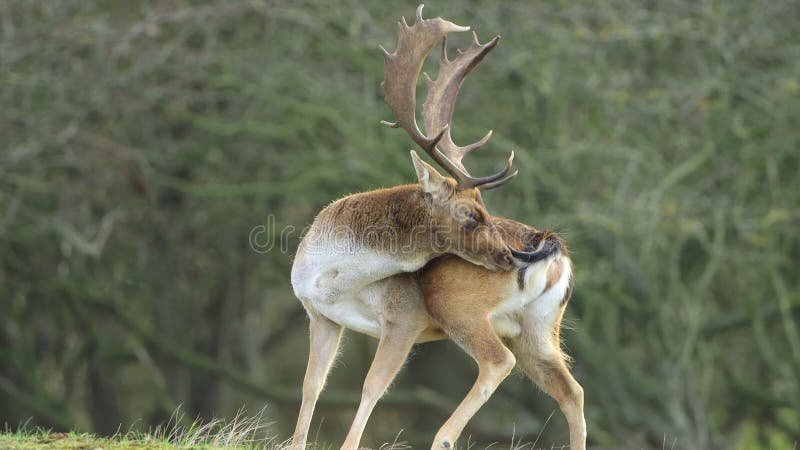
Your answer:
0,410 -> 279,450
0,431 -> 198,450
0,430 -> 282,450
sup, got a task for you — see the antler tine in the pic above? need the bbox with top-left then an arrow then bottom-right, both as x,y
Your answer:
474,153 -> 519,190
382,5 -> 517,191
381,4 -> 469,154
422,32 -> 517,190
461,150 -> 517,187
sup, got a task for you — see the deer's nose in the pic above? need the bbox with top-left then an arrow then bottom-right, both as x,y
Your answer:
497,252 -> 514,271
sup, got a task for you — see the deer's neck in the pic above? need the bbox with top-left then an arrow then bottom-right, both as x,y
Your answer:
316,184 -> 439,260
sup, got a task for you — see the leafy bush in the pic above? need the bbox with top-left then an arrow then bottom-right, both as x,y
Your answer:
1,1 -> 798,448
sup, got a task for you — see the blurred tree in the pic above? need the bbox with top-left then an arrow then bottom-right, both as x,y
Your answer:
1,0 -> 798,448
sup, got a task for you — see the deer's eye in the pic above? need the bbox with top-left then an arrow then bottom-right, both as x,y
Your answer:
463,210 -> 479,223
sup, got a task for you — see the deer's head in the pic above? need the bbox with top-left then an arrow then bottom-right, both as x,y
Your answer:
382,5 -> 545,271
407,151 -> 511,271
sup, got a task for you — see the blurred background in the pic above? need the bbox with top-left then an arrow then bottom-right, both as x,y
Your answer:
1,1 -> 799,448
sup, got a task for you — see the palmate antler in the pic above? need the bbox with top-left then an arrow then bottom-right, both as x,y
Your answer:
381,4 -> 517,191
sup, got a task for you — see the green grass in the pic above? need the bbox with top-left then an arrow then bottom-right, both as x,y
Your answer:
1,409 -> 279,450
0,431 -> 188,450
0,430 -> 278,450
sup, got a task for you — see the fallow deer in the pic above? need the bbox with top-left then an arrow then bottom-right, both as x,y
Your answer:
291,5 -> 586,450
292,219 -> 586,450
290,4 -> 535,307
290,5 -> 549,443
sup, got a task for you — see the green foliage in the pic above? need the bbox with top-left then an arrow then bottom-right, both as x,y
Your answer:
1,1 -> 798,449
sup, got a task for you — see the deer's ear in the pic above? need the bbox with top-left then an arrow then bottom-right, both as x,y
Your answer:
411,151 -> 450,199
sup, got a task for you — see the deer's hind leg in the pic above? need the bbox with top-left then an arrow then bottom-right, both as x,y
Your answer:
419,259 -> 516,450
424,300 -> 516,450
430,317 -> 516,450
508,309 -> 586,450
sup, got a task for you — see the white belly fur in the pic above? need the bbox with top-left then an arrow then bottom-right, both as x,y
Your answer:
312,279 -> 387,338
292,245 -> 431,338
292,244 -> 427,305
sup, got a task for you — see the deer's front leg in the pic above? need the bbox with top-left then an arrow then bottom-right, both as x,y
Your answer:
340,321 -> 420,450
291,314 -> 343,450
